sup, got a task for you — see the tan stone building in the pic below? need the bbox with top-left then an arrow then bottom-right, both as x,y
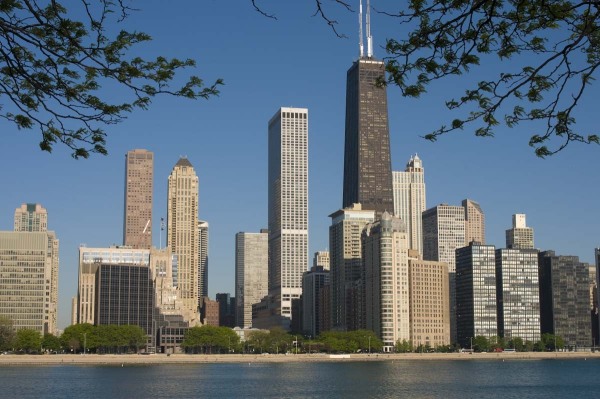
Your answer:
408,251 -> 451,348
0,231 -> 59,334
123,149 -> 154,249
462,199 -> 485,245
167,157 -> 200,324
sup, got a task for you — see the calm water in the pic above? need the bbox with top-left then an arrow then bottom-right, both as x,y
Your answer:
1,359 -> 600,398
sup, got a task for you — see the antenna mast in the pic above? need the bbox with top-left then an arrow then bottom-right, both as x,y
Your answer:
366,0 -> 373,57
359,0 -> 364,58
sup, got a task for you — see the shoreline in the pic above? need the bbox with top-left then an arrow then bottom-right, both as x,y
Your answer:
1,351 -> 599,366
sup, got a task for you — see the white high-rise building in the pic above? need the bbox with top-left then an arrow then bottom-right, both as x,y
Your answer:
329,203 -> 375,331
267,107 -> 309,325
198,220 -> 209,302
235,231 -> 269,328
14,203 -> 48,232
506,213 -> 534,249
393,154 -> 426,254
313,251 -> 330,271
363,212 -> 410,352
423,204 -> 466,343
167,157 -> 200,323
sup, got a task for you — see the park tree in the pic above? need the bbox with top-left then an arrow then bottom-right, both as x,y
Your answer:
14,329 -> 41,353
0,316 -> 15,351
182,325 -> 239,354
41,333 -> 61,352
395,339 -> 413,353
256,0 -> 600,156
0,0 -> 222,158
473,335 -> 491,352
60,322 -> 94,353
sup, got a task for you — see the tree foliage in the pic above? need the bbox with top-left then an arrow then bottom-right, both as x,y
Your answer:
383,0 -> 600,156
0,316 -> 15,351
14,329 -> 41,353
318,330 -> 383,353
0,0 -> 222,158
255,0 -> 600,156
42,333 -> 61,352
181,325 -> 240,354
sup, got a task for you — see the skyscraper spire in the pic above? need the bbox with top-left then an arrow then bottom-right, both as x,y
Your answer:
359,0 -> 364,58
366,0 -> 373,57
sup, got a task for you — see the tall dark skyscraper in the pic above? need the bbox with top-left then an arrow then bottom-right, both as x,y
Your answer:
342,2 -> 393,215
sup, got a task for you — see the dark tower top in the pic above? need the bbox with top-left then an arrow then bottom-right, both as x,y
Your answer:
342,58 -> 394,215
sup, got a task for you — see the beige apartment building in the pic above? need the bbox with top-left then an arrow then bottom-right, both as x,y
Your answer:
235,231 -> 268,328
0,231 -> 59,334
408,250 -> 450,348
462,199 -> 485,245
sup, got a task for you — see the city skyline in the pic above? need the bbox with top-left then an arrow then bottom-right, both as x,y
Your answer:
0,2 -> 598,330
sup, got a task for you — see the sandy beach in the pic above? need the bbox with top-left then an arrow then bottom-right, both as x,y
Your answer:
1,351 -> 599,366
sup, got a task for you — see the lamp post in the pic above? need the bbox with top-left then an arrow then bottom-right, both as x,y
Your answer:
295,336 -> 298,355
83,333 -> 87,355
470,337 -> 473,352
368,336 -> 371,355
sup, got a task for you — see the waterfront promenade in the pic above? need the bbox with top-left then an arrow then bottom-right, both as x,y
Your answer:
1,351 -> 599,366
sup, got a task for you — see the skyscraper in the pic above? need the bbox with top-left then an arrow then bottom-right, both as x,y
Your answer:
268,107 -> 308,325
14,203 -> 48,232
11,203 -> 58,333
313,251 -> 330,271
0,231 -> 59,334
495,247 -> 540,342
342,4 -> 393,215
198,220 -> 209,302
302,266 -> 330,337
462,199 -> 485,245
393,155 -> 426,254
423,204 -> 466,343
235,231 -> 269,328
506,213 -> 534,249
456,242 -> 497,348
167,157 -> 200,321
538,251 -> 590,348
329,203 -> 375,331
123,149 -> 153,249
363,212 -> 410,352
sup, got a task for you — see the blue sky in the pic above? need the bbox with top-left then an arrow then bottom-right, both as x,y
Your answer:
0,1 -> 598,330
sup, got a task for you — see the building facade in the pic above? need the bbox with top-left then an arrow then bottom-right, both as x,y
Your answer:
0,231 -> 59,334
216,293 -> 235,328
313,251 -> 330,271
342,56 -> 394,216
455,242 -> 497,348
123,149 -> 154,249
538,251 -> 590,348
408,250 -> 450,348
302,266 -> 330,337
329,204 -> 375,331
363,212 -> 410,352
496,248 -> 540,342
167,157 -> 200,323
14,203 -> 48,232
95,263 -> 154,341
77,246 -> 150,325
506,214 -> 534,249
235,231 -> 268,328
198,220 -> 209,301
267,107 -> 309,326
462,199 -> 485,245
393,155 -> 426,254
422,204 -> 466,343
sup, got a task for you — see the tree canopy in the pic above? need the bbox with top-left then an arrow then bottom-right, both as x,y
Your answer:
0,0 -> 222,158
0,316 -> 15,351
258,0 -> 600,156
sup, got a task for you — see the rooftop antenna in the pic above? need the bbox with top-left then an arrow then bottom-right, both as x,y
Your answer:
366,0 -> 373,57
359,0 -> 364,58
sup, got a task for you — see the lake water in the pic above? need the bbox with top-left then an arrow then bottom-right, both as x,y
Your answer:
1,359 -> 600,398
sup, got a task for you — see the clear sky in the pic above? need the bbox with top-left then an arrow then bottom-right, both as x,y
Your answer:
1,1 -> 598,330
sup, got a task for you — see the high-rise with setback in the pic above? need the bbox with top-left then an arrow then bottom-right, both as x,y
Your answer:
462,199 -> 485,245
342,1 -> 393,216
393,155 -> 426,254
1,203 -> 59,334
123,149 -> 153,249
235,231 -> 269,328
167,157 -> 200,323
268,107 -> 309,325
506,214 -> 534,249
